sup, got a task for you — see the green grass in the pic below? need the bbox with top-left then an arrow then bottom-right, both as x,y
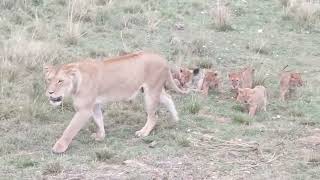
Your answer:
0,0 -> 320,179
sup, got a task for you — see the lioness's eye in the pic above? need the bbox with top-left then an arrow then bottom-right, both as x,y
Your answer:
58,80 -> 63,84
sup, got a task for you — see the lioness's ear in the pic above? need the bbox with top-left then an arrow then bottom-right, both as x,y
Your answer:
43,65 -> 55,78
64,66 -> 79,77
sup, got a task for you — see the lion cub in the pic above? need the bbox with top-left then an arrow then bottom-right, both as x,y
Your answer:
237,86 -> 267,117
228,67 -> 255,91
199,70 -> 220,96
171,67 -> 193,88
280,71 -> 303,101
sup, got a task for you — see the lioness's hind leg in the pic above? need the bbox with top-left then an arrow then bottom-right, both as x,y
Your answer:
91,104 -> 105,141
160,90 -> 179,122
136,89 -> 160,137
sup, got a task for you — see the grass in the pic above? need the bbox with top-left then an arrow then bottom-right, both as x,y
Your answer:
42,162 -> 63,175
0,0 -> 320,179
280,0 -> 320,28
211,2 -> 232,31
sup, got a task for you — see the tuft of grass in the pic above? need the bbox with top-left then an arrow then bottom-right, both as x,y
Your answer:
11,157 -> 38,169
293,2 -> 320,27
306,151 -> 320,166
95,148 -> 116,162
190,39 -> 209,57
290,109 -> 305,117
253,73 -> 268,87
184,95 -> 201,114
211,3 -> 232,31
42,162 -> 63,175
232,113 -> 252,125
231,104 -> 246,112
281,0 -> 320,28
279,0 -> 291,7
175,135 -> 191,147
195,59 -> 213,69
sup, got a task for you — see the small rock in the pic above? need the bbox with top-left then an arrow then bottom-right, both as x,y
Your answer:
149,141 -> 158,148
175,23 -> 185,30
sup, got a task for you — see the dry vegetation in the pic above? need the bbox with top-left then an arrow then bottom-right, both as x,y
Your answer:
280,0 -> 320,27
211,1 -> 232,31
0,0 -> 320,179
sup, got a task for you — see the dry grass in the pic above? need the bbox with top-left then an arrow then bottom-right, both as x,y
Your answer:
211,2 -> 232,31
65,0 -> 92,45
1,0 -> 320,179
281,0 -> 320,27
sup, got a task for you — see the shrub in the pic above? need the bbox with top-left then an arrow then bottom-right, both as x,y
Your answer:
211,3 -> 232,31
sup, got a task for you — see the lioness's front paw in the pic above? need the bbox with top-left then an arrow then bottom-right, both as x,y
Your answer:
135,130 -> 149,137
52,140 -> 69,154
91,132 -> 105,141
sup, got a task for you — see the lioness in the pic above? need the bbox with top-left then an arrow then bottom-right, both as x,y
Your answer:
236,86 -> 267,117
44,52 -> 187,153
199,70 -> 220,96
280,71 -> 303,101
228,67 -> 255,91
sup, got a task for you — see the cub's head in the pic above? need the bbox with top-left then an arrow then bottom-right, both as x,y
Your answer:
236,88 -> 253,104
203,70 -> 219,87
43,64 -> 79,106
179,68 -> 193,86
228,72 -> 241,89
289,73 -> 303,87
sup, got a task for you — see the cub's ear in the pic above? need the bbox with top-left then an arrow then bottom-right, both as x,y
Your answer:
214,71 -> 218,76
237,88 -> 244,93
193,68 -> 200,75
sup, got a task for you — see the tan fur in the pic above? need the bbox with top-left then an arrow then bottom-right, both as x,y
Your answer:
228,67 -> 255,90
200,70 -> 220,96
43,52 -> 187,153
236,86 -> 267,117
280,71 -> 303,101
177,67 -> 193,88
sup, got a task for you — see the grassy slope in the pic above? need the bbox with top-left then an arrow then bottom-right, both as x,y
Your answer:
0,0 -> 320,179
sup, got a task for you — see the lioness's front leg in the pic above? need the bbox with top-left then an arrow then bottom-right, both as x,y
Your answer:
52,110 -> 92,154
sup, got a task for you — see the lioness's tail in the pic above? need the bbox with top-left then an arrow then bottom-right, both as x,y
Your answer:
166,70 -> 189,94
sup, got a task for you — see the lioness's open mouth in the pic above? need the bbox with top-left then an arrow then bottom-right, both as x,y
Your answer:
50,96 -> 63,103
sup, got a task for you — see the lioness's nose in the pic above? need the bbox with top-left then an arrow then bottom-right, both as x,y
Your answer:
48,91 -> 54,94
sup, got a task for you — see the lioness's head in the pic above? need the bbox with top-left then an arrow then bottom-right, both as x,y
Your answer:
43,64 -> 79,106
228,72 -> 241,89
289,73 -> 303,87
236,88 -> 253,104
